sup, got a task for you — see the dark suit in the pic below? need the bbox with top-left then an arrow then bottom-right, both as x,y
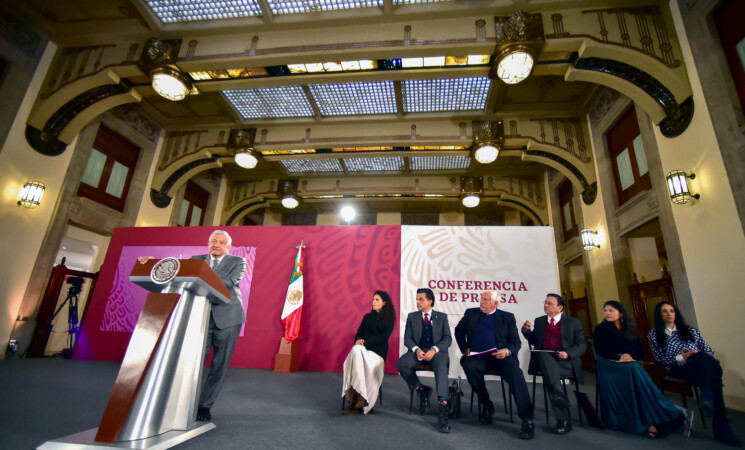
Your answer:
522,314 -> 586,421
455,308 -> 533,420
191,253 -> 247,409
396,310 -> 452,398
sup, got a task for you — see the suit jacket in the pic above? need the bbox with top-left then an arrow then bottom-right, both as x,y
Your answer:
522,314 -> 587,383
191,253 -> 247,329
454,308 -> 522,358
403,310 -> 452,353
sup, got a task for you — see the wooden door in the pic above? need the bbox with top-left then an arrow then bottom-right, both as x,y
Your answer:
567,291 -> 594,372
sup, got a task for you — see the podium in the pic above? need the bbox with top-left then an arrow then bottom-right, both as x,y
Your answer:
39,258 -> 230,449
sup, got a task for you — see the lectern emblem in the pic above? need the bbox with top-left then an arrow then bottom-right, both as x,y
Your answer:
150,257 -> 180,284
288,289 -> 303,305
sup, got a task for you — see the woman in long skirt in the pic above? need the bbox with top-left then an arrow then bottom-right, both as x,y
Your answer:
341,290 -> 395,414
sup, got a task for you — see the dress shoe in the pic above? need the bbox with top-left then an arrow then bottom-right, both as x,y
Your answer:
196,407 -> 211,421
551,420 -> 572,435
479,401 -> 495,425
438,400 -> 451,433
417,385 -> 432,415
519,418 -> 535,439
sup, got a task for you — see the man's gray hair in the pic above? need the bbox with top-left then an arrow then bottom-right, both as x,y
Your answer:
209,230 -> 232,245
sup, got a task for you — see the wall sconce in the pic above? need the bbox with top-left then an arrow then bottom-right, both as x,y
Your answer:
471,120 -> 504,164
139,38 -> 193,101
278,179 -> 300,209
581,228 -> 600,251
490,11 -> 544,85
228,128 -> 260,169
18,181 -> 45,208
461,176 -> 483,208
666,170 -> 700,204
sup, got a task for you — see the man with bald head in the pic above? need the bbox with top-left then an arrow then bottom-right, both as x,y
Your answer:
455,290 -> 534,439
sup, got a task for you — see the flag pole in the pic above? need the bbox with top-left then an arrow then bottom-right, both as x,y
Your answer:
274,240 -> 305,373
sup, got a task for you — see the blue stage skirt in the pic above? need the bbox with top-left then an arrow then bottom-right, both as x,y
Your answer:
597,357 -> 684,434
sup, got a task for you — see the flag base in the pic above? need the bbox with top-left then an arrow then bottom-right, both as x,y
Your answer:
273,338 -> 298,373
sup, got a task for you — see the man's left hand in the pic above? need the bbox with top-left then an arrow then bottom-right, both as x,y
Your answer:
492,349 -> 509,359
423,349 -> 437,361
556,351 -> 569,360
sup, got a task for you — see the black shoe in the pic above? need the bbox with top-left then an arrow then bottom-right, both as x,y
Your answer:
479,401 -> 495,425
551,420 -> 572,435
417,385 -> 432,415
196,407 -> 211,421
519,418 -> 535,439
438,400 -> 451,433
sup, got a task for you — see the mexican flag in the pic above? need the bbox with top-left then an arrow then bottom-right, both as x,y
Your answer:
280,243 -> 304,343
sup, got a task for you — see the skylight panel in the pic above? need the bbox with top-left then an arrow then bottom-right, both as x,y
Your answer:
308,81 -> 397,116
393,0 -> 451,3
268,0 -> 383,15
343,156 -> 405,172
146,0 -> 263,23
222,87 -> 314,119
280,159 -> 344,173
410,155 -> 471,171
402,77 -> 491,112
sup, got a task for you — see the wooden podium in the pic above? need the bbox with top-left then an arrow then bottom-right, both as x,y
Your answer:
39,258 -> 230,449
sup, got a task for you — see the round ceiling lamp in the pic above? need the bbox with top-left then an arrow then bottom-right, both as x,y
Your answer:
461,194 -> 481,208
473,143 -> 499,164
151,67 -> 192,101
340,206 -> 356,224
282,195 -> 300,209
234,149 -> 259,169
496,46 -> 534,85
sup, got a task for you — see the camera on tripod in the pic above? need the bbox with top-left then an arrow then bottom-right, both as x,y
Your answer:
66,276 -> 84,295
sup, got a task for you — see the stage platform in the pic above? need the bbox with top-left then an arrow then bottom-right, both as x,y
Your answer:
0,359 -> 741,449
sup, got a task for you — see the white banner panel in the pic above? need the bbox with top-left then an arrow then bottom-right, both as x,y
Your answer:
399,226 -> 561,380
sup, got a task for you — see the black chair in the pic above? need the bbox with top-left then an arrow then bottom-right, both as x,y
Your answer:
529,345 -> 582,426
660,374 -> 707,429
468,370 -> 513,422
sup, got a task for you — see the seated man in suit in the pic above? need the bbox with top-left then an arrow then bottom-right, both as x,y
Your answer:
191,230 -> 247,422
521,293 -> 587,435
455,290 -> 535,440
397,287 -> 452,433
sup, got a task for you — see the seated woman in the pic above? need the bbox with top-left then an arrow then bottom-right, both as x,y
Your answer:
593,300 -> 686,438
341,290 -> 395,414
648,301 -> 740,446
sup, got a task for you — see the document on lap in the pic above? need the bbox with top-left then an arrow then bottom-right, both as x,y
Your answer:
468,348 -> 499,357
530,349 -> 560,354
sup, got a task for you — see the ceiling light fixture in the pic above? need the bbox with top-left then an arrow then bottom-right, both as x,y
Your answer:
281,195 -> 300,209
227,128 -> 260,169
278,179 -> 300,209
151,66 -> 192,101
490,11 -> 544,85
471,120 -> 505,164
341,206 -> 356,224
234,149 -> 259,169
461,176 -> 483,208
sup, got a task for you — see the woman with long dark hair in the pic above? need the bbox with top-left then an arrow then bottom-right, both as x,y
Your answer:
648,301 -> 740,446
593,300 -> 686,438
341,290 -> 396,414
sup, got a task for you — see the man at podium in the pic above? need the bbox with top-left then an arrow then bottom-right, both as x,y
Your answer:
191,230 -> 247,422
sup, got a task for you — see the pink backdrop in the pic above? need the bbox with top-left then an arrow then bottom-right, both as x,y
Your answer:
75,225 -> 401,374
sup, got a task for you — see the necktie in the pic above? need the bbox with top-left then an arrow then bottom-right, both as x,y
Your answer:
424,313 -> 429,325
212,259 -> 220,270
550,317 -> 555,326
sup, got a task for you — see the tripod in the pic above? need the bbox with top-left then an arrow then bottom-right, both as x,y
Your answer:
47,276 -> 84,357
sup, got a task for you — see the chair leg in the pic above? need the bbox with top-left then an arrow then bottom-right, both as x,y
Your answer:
508,384 -> 514,423
691,385 -> 706,429
470,390 -> 475,412
500,379 -> 508,414
543,380 -> 550,424
574,383 -> 582,427
341,393 -> 346,409
379,386 -> 383,406
531,374 -> 537,416
409,389 -> 414,414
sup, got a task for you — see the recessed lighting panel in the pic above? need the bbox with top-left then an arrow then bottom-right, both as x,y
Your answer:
146,0 -> 263,23
343,156 -> 405,172
402,77 -> 491,112
410,155 -> 471,171
222,87 -> 314,119
268,0 -> 382,15
309,81 -> 397,116
281,159 -> 344,173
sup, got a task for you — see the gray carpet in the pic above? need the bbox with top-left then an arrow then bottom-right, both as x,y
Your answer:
0,359 -> 741,449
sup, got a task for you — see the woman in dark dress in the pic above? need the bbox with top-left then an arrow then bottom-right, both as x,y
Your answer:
648,301 -> 740,446
341,290 -> 395,414
593,300 -> 685,438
